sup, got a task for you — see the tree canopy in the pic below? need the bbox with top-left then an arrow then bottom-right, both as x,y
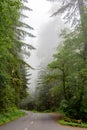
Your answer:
0,0 -> 35,113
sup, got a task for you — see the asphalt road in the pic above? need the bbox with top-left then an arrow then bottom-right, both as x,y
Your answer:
0,111 -> 87,130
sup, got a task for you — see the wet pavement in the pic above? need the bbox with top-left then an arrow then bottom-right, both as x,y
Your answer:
0,111 -> 87,130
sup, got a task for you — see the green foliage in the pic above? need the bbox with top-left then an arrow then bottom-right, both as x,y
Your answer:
19,1 -> 87,124
36,24 -> 87,121
0,0 -> 34,113
0,86 -> 16,113
59,120 -> 87,128
0,109 -> 26,126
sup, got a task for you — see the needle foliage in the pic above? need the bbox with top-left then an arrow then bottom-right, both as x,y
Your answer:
0,0 -> 34,113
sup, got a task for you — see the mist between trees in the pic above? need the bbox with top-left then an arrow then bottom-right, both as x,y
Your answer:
21,0 -> 87,123
1,0 -> 87,124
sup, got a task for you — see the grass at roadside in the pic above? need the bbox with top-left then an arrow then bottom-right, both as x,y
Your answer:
0,109 -> 26,126
59,120 -> 87,128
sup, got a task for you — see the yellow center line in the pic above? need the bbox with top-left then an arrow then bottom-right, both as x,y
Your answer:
25,128 -> 28,130
30,121 -> 34,124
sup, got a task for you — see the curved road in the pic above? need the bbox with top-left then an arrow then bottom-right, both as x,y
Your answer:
0,112 -> 87,130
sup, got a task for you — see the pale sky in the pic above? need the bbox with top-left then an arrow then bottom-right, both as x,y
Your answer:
23,0 -> 52,92
23,0 -> 65,92
23,0 -> 52,65
24,0 -> 51,37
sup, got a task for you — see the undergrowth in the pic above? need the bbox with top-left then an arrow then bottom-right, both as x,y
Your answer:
59,120 -> 87,128
0,109 -> 26,126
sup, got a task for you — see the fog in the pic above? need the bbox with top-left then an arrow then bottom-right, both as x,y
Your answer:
37,17 -> 64,66
24,0 -> 66,92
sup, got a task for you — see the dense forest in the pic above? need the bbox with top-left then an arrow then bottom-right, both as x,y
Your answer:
0,0 -> 34,114
26,0 -> 87,123
1,0 -> 87,126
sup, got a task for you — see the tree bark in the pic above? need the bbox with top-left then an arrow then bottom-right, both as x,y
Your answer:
62,64 -> 67,100
78,0 -> 87,60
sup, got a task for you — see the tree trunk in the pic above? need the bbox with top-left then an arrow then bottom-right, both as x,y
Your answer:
78,0 -> 87,60
62,64 -> 67,100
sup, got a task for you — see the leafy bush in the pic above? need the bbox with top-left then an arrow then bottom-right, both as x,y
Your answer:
59,120 -> 87,128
